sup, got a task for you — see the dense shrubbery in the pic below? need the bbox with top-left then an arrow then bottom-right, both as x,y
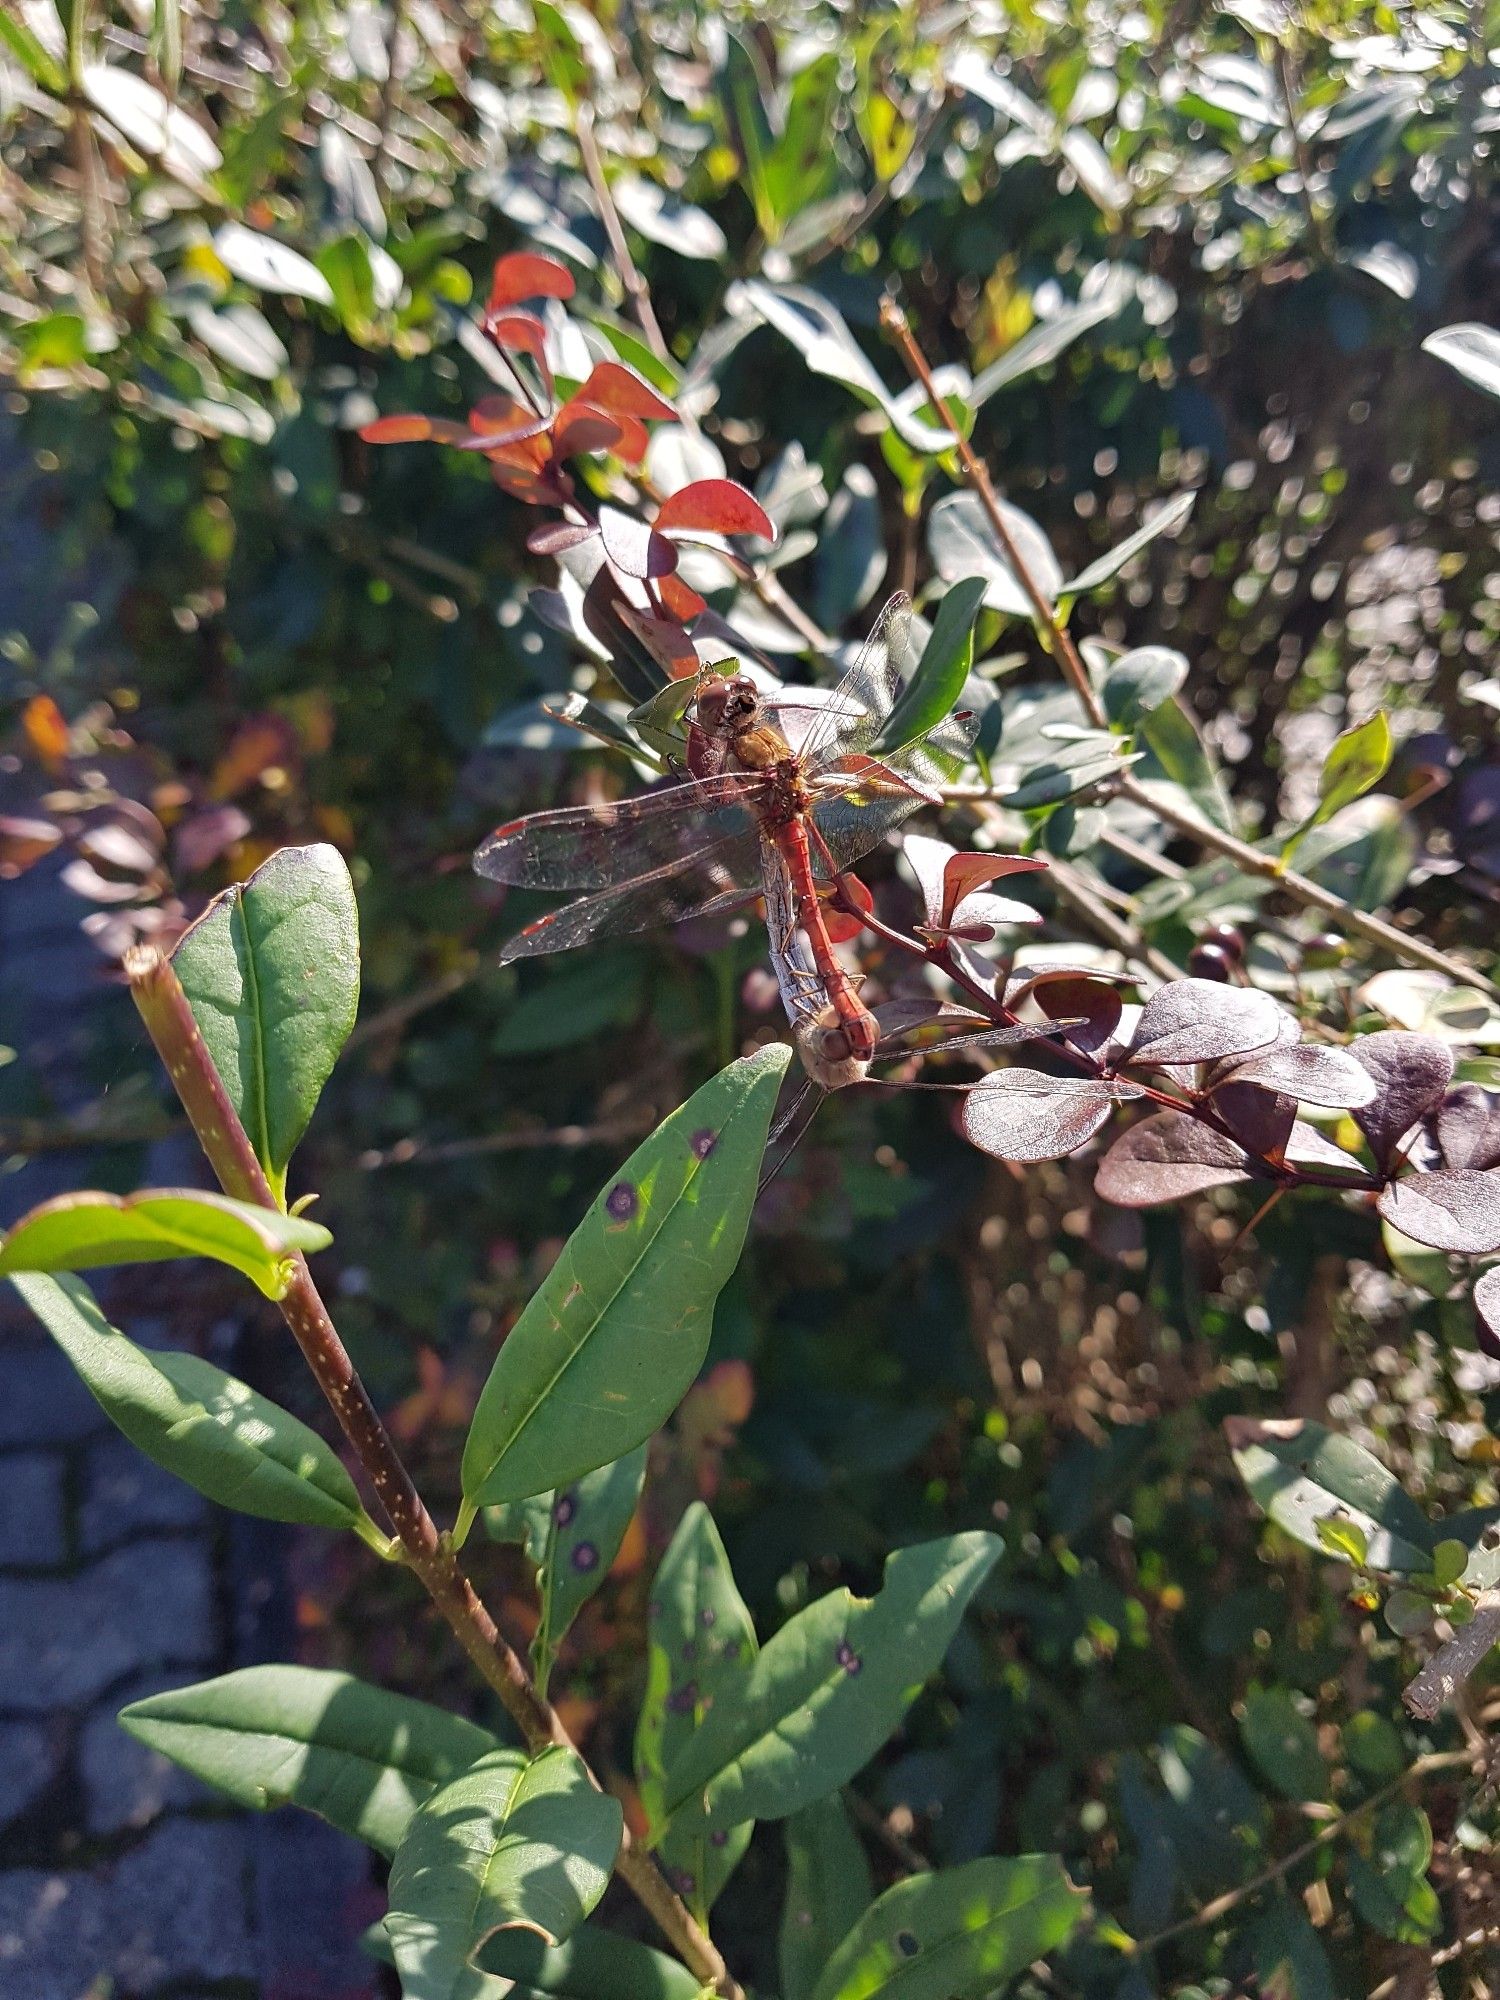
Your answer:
5,1 -> 1500,1992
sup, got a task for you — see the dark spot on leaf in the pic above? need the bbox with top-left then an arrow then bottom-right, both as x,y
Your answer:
896,1931 -> 920,1958
552,1491 -> 576,1528
691,1127 -> 718,1159
681,1641 -> 697,1661
667,1680 -> 699,1714
570,1540 -> 599,1572
671,1868 -> 695,1897
710,1829 -> 729,1847
605,1180 -> 638,1222
836,1641 -> 861,1674
700,1606 -> 716,1627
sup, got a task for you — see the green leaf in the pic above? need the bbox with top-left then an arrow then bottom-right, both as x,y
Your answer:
1347,1804 -> 1439,1943
1247,1899 -> 1335,2000
461,1045 -> 790,1509
636,1503 -> 759,1914
16,311 -> 88,378
120,1666 -> 499,1857
9,1272 -> 365,1530
660,1531 -> 1002,1833
1062,493 -> 1195,600
926,490 -> 1062,621
0,7 -> 68,91
873,576 -> 986,758
780,1794 -> 873,2000
1341,1711 -> 1406,1783
1100,646 -> 1188,729
1240,1686 -> 1328,1803
171,842 -> 360,1203
806,1853 -> 1089,2000
1432,1538 -> 1468,1589
1135,696 -> 1235,832
486,1443 -> 648,1692
1422,323 -> 1500,400
385,1746 -> 622,1995
0,1190 -> 331,1300
318,233 -> 378,332
1225,1417 -> 1433,1574
364,1918 -> 703,2000
1281,712 -> 1392,867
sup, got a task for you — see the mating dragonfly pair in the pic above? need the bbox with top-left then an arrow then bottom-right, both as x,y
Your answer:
476,594 -> 1029,1117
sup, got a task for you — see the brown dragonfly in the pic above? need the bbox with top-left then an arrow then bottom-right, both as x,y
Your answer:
475,595 -> 976,1059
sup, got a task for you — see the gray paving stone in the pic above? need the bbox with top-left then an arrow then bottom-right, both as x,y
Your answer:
0,1721 -> 58,1830
0,1339 -> 102,1448
79,1430 -> 208,1554
108,1819 -> 257,1987
251,1814 -> 380,1993
80,1672 -> 205,1834
0,1539 -> 212,1713
0,1866 -> 107,1998
0,1451 -> 66,1568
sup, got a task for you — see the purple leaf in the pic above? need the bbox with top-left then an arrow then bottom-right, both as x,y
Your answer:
1125,978 -> 1283,1068
1222,1042 -> 1378,1110
1024,973 -> 1125,1056
1436,1085 -> 1500,1172
1286,1122 -> 1371,1176
961,1069 -> 1131,1163
1211,1083 -> 1296,1163
1350,1031 -> 1454,1169
598,506 -> 678,581
1095,1112 -> 1258,1206
1377,1170 -> 1500,1255
1476,1266 -> 1500,1360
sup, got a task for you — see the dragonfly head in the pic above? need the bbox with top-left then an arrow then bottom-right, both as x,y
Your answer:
694,673 -> 761,739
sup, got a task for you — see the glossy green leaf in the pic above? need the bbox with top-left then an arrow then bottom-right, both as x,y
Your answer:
461,1044 -> 790,1509
968,296 -> 1122,407
807,1853 -> 1088,2000
1281,712 -> 1392,866
478,1923 -> 704,1999
0,1190 -> 331,1300
661,1531 -> 1002,1833
9,1271 -> 365,1530
636,1503 -> 759,1914
1247,1899 -> 1335,2000
486,1442 -> 647,1692
1101,646 -> 1188,729
1225,1416 -> 1432,1574
0,7 -> 68,91
385,1745 -> 622,1996
1347,1804 -> 1439,1943
1240,1685 -> 1328,1803
171,841 -> 360,1202
1342,1711 -> 1406,1783
873,576 -> 986,757
318,233 -> 378,330
1422,323 -> 1500,400
780,1794 -> 873,2000
1063,492 -> 1194,600
926,490 -> 1062,621
120,1666 -> 499,1857
1135,696 -> 1235,832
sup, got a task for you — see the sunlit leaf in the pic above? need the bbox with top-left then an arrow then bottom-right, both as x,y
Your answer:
1422,323 -> 1500,400
0,1190 -> 330,1300
780,1794 -> 872,2000
1224,1416 -> 1433,1573
873,575 -> 985,757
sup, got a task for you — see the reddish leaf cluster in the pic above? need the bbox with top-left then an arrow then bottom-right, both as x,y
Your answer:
360,251 -> 776,683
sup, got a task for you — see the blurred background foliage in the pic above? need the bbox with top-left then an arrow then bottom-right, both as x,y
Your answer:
5,0 -> 1500,1990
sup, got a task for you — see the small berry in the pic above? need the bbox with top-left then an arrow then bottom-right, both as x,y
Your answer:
1302,932 -> 1346,970
1199,922 -> 1245,961
1187,943 -> 1234,982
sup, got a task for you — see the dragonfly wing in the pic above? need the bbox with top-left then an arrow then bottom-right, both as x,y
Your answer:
476,773 -> 768,893
797,592 -> 914,767
807,695 -> 981,876
497,828 -> 765,962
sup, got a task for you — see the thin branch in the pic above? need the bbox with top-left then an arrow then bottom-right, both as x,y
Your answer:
1403,1592 -> 1500,1722
575,103 -> 672,368
123,946 -> 742,2000
1125,1749 -> 1473,1958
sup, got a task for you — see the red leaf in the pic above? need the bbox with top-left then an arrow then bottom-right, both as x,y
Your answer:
482,307 -> 551,375
574,360 -> 677,424
1094,1111 -> 1257,1206
961,1069 -> 1129,1163
1221,1042 -> 1379,1110
1377,1169 -> 1500,1254
939,850 -> 1047,929
1476,1265 -> 1500,1360
527,521 -> 598,557
658,572 -> 708,623
0,814 -> 63,878
1435,1084 -> 1500,1172
487,251 -> 575,312
822,873 -> 873,944
1352,1031 -> 1455,1169
551,403 -> 629,463
361,413 -> 448,445
1210,1082 -> 1296,1165
655,479 -> 776,543
614,603 -> 700,679
598,506 -> 678,581
1125,977 -> 1283,1068
1029,974 -> 1124,1056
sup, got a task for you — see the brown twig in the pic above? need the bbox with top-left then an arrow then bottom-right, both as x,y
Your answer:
575,103 -> 672,369
123,946 -> 742,2000
1403,1592 -> 1500,1722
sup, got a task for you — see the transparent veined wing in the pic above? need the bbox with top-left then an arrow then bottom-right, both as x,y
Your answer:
497,829 -> 766,962
475,770 -> 773,893
792,592 -> 915,770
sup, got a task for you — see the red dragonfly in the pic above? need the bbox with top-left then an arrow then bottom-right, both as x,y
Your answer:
475,595 -> 976,1060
